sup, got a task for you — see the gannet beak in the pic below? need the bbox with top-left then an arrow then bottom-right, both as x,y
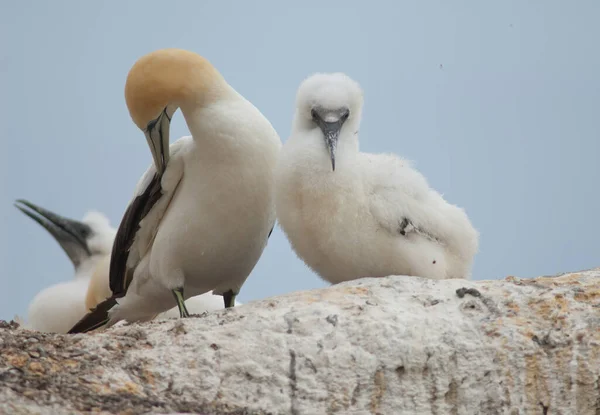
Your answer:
323,127 -> 340,172
145,107 -> 172,174
14,199 -> 92,269
312,107 -> 350,172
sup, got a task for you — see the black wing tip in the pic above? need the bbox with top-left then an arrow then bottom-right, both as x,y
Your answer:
109,173 -> 163,295
68,297 -> 119,334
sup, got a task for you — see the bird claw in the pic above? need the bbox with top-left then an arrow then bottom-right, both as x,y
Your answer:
456,287 -> 481,298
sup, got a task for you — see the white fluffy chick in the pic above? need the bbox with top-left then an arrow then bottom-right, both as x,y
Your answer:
275,73 -> 479,284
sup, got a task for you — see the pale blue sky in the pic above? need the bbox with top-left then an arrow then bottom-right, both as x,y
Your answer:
1,1 -> 598,320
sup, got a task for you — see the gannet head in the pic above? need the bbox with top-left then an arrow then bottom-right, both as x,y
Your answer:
295,73 -> 363,171
14,200 -> 116,271
125,48 -> 226,173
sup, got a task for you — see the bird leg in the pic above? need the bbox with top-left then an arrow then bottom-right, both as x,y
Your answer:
222,289 -> 237,308
171,287 -> 190,318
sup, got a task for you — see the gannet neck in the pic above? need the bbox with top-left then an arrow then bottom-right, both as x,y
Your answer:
84,255 -> 111,311
125,48 -> 229,131
73,256 -> 100,280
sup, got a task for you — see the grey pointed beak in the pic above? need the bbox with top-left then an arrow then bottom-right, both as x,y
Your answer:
312,107 -> 350,171
145,107 -> 172,174
14,199 -> 93,269
322,126 -> 340,171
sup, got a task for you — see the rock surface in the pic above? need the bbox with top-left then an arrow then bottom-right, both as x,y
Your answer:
1,269 -> 599,415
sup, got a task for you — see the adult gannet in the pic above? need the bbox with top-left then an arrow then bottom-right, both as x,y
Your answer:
275,73 -> 479,284
69,49 -> 281,333
14,199 -> 115,333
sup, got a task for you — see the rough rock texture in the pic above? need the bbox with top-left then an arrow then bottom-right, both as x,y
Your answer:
1,269 -> 599,415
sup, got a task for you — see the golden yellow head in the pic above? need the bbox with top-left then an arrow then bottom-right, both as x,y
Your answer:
124,48 -> 224,130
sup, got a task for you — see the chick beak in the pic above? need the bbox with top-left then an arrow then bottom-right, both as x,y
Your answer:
322,125 -> 341,171
312,107 -> 349,172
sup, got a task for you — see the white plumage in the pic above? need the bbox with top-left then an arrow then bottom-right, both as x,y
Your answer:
70,49 -> 280,332
275,73 -> 479,284
26,278 -> 92,334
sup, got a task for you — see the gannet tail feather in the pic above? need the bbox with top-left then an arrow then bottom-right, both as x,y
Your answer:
67,296 -> 119,334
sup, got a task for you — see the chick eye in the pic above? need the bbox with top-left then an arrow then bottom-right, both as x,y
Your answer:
311,108 -> 318,120
341,110 -> 350,122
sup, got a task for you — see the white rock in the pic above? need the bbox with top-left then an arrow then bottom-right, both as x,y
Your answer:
1,268 -> 599,414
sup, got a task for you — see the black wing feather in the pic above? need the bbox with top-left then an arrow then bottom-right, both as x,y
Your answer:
109,173 -> 164,294
67,296 -> 119,334
68,170 -> 165,334
268,223 -> 275,239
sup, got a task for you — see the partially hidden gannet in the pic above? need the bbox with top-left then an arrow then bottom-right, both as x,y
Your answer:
69,49 -> 281,333
14,199 -> 115,333
275,73 -> 479,284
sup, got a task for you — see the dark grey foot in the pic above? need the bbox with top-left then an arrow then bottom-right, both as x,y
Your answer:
456,287 -> 481,298
171,287 -> 190,318
222,289 -> 237,309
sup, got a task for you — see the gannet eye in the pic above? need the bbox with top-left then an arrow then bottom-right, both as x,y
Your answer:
311,108 -> 318,120
340,109 -> 350,122
146,117 -> 159,133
